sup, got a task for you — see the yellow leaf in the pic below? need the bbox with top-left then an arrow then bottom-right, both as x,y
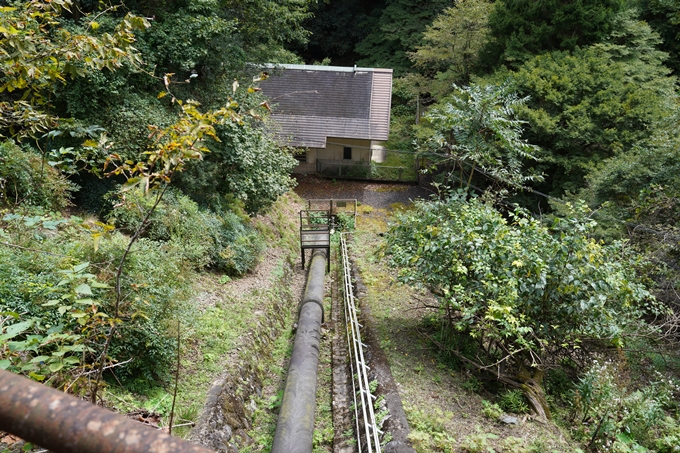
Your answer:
157,91 -> 168,99
89,21 -> 99,31
90,232 -> 101,252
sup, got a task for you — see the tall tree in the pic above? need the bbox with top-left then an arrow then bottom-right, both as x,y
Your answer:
409,0 -> 493,94
355,0 -> 451,74
480,0 -> 624,70
385,193 -> 652,419
291,0 -> 384,65
638,0 -> 680,74
423,83 -> 542,192
502,10 -> 677,196
0,0 -> 148,138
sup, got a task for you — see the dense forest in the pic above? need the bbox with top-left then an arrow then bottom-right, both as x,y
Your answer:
1,0 -> 680,451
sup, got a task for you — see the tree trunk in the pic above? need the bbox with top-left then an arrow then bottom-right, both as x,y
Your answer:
514,366 -> 551,420
419,330 -> 552,420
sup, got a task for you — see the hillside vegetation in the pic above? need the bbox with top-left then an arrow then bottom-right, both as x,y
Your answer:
1,0 -> 680,451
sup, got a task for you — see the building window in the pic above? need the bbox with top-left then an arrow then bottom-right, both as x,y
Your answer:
294,152 -> 307,163
343,147 -> 352,160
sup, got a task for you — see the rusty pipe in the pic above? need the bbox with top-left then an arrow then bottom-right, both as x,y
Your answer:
0,369 -> 214,453
271,248 -> 326,453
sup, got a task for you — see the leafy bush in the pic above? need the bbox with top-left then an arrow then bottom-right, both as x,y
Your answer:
405,405 -> 456,453
459,431 -> 499,453
0,141 -> 76,210
0,213 -> 190,387
385,191 -> 654,414
84,91 -> 174,162
0,258 -> 107,386
481,400 -> 503,420
206,210 -> 265,276
175,119 -> 297,214
334,212 -> 355,231
106,187 -> 263,275
107,188 -> 214,268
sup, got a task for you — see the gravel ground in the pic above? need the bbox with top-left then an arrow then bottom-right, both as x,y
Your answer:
293,175 -> 432,209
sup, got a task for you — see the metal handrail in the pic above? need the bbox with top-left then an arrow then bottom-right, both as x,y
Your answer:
340,233 -> 382,452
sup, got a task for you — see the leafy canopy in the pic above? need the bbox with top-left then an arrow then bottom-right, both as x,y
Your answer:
409,0 -> 493,90
0,0 -> 149,137
502,10 -> 677,195
385,192 -> 652,376
422,83 -> 542,191
481,0 -> 624,70
355,0 -> 450,75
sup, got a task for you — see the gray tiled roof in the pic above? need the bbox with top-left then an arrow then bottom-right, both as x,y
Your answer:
259,64 -> 392,148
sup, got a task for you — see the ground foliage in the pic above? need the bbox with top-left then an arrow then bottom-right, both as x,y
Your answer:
0,141 -> 76,211
0,211 -> 186,388
570,359 -> 680,452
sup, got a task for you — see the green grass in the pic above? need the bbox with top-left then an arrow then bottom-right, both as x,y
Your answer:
240,324 -> 296,452
312,291 -> 335,453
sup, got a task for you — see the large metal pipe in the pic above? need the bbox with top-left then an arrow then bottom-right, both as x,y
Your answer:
271,248 -> 327,453
0,369 -> 214,453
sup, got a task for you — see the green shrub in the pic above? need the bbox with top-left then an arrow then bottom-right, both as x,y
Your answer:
498,389 -> 530,414
334,212 -> 355,231
481,400 -> 503,421
175,119 -> 297,214
385,193 -> 654,405
107,188 -> 216,269
460,431 -> 499,453
405,405 -> 456,452
655,417 -> 680,453
0,141 -> 76,210
84,234 -> 188,386
106,187 -> 264,274
0,213 -> 190,387
207,210 -> 265,276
